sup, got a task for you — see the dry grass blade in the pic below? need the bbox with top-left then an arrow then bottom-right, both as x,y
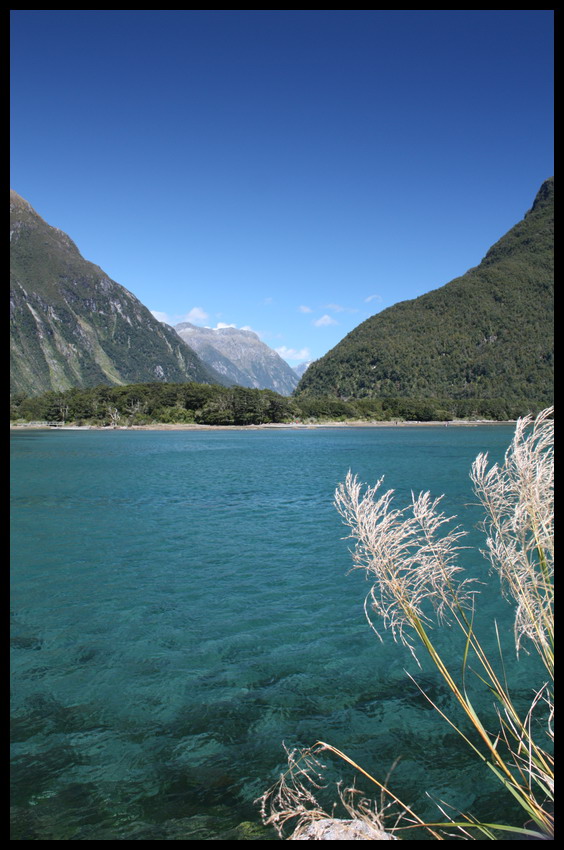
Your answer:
256,740 -> 439,840
256,744 -> 330,839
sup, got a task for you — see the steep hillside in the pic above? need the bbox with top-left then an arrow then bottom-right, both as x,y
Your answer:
174,322 -> 299,395
297,179 -> 553,403
10,191 -> 227,395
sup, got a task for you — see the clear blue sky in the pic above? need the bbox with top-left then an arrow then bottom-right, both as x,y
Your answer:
10,10 -> 553,366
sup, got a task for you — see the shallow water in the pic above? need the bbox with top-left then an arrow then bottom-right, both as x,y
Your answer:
11,426 -> 544,839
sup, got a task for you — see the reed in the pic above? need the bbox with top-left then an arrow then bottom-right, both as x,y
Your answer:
258,408 -> 553,839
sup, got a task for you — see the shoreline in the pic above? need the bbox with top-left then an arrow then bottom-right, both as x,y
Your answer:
10,419 -> 517,431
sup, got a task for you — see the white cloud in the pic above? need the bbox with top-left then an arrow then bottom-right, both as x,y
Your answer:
364,294 -> 382,303
150,310 -> 262,337
150,310 -> 170,323
210,322 -> 262,338
324,303 -> 358,314
298,305 -> 313,313
313,314 -> 338,327
184,306 -> 209,323
276,346 -> 311,362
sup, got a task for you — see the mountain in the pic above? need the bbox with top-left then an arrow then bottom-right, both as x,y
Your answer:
10,191 -> 227,396
293,361 -> 313,379
173,322 -> 299,396
296,178 -> 554,403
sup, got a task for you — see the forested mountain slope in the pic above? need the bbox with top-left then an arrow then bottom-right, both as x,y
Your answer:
296,178 -> 553,403
10,191 -> 227,396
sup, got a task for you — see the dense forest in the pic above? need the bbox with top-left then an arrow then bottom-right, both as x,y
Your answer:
10,382 -> 547,426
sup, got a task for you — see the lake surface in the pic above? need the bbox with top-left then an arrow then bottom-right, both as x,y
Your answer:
11,425 -> 543,839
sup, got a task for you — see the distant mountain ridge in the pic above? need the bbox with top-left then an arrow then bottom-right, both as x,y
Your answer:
293,361 -> 313,379
10,190 -> 228,396
297,178 -> 554,403
173,322 -> 299,396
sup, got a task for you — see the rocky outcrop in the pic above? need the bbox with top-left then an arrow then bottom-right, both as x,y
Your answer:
290,818 -> 398,840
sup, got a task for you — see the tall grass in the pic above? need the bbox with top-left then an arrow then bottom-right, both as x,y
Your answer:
258,408 -> 553,839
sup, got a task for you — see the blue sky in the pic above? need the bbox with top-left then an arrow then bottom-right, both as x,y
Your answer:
10,10 -> 553,367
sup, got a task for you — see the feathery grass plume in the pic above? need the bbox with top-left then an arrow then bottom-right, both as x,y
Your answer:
334,474 -> 474,662
258,408 -> 554,839
470,406 -> 553,673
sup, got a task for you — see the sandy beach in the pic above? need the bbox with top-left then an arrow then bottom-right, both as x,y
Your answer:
10,419 -> 516,431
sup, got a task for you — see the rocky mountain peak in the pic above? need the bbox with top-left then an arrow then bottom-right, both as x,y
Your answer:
527,176 -> 554,216
174,322 -> 299,395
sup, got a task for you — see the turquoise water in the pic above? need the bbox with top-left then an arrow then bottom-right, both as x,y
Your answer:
10,426 -> 543,839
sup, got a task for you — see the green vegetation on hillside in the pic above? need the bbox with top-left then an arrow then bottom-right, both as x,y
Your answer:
296,179 -> 553,404
11,180 -> 553,407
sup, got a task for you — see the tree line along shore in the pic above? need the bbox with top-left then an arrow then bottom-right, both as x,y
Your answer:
10,382 -> 549,428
